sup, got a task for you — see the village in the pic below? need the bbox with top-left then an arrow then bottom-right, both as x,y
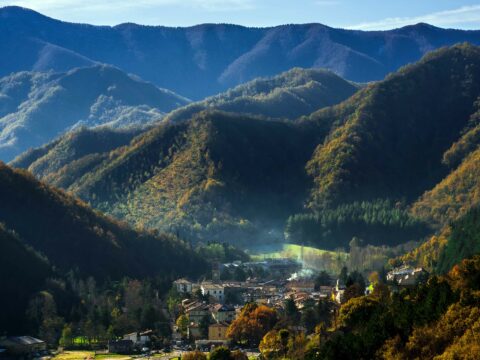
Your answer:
0,255 -> 428,360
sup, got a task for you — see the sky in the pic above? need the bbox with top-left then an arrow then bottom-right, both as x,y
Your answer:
0,0 -> 480,29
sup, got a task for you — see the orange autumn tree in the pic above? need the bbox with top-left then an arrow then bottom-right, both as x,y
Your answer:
226,303 -> 277,346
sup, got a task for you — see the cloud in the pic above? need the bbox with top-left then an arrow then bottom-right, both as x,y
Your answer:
1,0 -> 255,13
347,5 -> 480,30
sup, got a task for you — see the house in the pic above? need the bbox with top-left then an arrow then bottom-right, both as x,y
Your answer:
185,302 -> 210,324
123,330 -> 152,347
0,336 -> 46,356
318,286 -> 333,297
208,323 -> 229,341
286,280 -> 315,293
187,324 -> 203,340
201,282 -> 224,302
210,304 -> 236,323
387,266 -> 428,287
174,278 -> 194,294
108,340 -> 133,354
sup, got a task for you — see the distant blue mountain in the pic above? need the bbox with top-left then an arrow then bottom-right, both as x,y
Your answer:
1,6 -> 480,99
0,65 -> 189,161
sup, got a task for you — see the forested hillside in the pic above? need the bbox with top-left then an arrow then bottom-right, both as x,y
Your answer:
411,104 -> 480,226
0,65 -> 189,161
13,44 -> 480,250
399,205 -> 480,274
1,6 -> 480,99
11,67 -> 358,191
0,224 -> 52,334
0,162 -> 206,280
164,68 -> 359,123
304,255 -> 480,359
10,127 -> 143,189
288,43 -> 480,249
306,43 -> 480,209
65,112 -> 321,244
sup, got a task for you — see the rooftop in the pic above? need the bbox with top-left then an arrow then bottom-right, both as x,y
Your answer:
2,336 -> 45,345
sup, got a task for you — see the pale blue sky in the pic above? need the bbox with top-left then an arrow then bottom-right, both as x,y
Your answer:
1,0 -> 480,29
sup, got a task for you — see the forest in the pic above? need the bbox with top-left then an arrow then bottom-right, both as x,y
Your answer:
1,26 -> 480,359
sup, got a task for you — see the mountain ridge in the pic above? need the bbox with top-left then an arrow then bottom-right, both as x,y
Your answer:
12,44 -> 480,249
1,6 -> 480,99
0,64 -> 189,161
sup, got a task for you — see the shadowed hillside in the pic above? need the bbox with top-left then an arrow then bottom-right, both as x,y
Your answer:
10,44 -> 480,251
0,162 -> 206,280
0,224 -> 52,334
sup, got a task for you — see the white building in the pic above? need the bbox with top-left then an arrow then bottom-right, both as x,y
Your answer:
387,266 -> 428,287
123,330 -> 152,346
173,278 -> 194,294
201,282 -> 224,302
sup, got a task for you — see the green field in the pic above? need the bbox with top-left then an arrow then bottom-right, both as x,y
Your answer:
53,351 -> 95,360
248,243 -> 348,274
53,351 -> 137,360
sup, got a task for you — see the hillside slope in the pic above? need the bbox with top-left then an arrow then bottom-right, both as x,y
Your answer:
286,44 -> 480,249
67,112 -> 321,244
12,44 -> 480,250
1,6 -> 480,99
411,104 -> 480,226
12,67 -> 354,198
306,43 -> 480,209
10,127 -> 143,189
0,224 -> 52,334
0,162 -> 206,280
164,68 -> 359,123
0,65 -> 189,161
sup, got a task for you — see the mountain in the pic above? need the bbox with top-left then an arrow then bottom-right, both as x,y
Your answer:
58,112 -> 321,245
11,67 -> 358,223
283,43 -> 480,249
0,161 -> 207,335
1,6 -> 480,99
10,44 -> 480,250
0,161 -> 206,280
411,106 -> 480,226
0,65 -> 189,161
305,43 -> 480,210
0,224 -> 52,334
164,68 -> 359,123
10,127 -> 143,189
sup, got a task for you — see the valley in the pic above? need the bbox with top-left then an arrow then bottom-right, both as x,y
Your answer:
1,5 -> 480,359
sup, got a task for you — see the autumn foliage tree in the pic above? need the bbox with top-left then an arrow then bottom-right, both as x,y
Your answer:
226,303 -> 277,346
260,329 -> 308,360
182,350 -> 207,360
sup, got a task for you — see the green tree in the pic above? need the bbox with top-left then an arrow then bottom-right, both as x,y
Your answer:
199,315 -> 210,339
285,297 -> 299,321
314,271 -> 331,290
59,324 -> 73,348
210,346 -> 232,360
176,315 -> 189,336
